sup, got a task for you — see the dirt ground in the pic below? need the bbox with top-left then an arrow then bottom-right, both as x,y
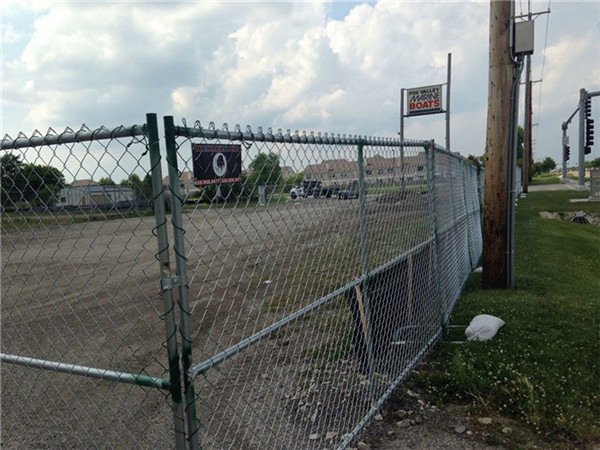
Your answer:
357,384 -> 518,450
2,192 -> 475,449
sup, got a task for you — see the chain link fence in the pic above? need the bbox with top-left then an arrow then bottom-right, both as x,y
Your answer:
0,117 -> 187,448
1,114 -> 483,449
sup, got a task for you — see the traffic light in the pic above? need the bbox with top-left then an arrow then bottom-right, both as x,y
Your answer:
584,93 -> 594,154
586,118 -> 594,147
564,144 -> 570,161
585,97 -> 592,118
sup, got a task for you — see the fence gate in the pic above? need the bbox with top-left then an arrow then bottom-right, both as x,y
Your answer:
1,114 -> 191,448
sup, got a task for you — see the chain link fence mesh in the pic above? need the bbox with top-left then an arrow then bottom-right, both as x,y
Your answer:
1,117 -> 483,449
167,120 -> 483,449
1,124 -> 177,448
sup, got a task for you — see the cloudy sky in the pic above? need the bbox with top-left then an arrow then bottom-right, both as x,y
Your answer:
2,1 -> 599,166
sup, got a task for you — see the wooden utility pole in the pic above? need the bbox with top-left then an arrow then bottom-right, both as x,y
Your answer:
482,0 -> 514,288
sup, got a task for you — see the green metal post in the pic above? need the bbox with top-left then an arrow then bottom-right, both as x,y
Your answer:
163,116 -> 200,450
146,113 -> 186,450
357,139 -> 375,401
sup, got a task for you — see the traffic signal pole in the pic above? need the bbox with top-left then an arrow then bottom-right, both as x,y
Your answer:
578,89 -> 587,190
561,107 -> 579,181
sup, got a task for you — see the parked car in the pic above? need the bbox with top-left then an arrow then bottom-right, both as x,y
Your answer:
338,181 -> 360,200
289,185 -> 305,200
302,180 -> 323,198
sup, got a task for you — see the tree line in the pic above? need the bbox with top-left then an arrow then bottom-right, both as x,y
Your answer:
463,126 -> 600,177
0,153 -> 154,210
1,154 -> 65,209
1,151 -> 297,209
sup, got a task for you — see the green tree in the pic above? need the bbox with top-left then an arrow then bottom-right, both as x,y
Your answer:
120,173 -> 142,187
531,157 -> 557,176
141,174 -> 153,201
98,177 -> 116,186
588,157 -> 600,168
120,173 -> 144,201
466,155 -> 483,169
19,164 -> 66,207
286,173 -> 304,185
1,153 -> 23,207
1,154 -> 65,208
248,152 -> 281,186
540,156 -> 557,173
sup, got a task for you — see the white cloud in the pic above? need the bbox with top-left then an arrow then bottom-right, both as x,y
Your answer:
171,87 -> 192,116
1,0 -> 599,166
2,23 -> 20,44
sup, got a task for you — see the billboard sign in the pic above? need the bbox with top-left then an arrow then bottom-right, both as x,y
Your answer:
406,84 -> 443,116
192,143 -> 242,186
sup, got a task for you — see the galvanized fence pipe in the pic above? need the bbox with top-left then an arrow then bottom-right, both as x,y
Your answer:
1,125 -> 146,150
164,115 -> 200,449
425,141 -> 444,330
356,140 -> 376,403
146,113 -> 187,449
0,353 -> 171,389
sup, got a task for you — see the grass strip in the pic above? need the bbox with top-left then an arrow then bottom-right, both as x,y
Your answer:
412,190 -> 600,448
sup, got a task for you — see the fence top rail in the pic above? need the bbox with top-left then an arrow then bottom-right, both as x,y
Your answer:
432,142 -> 482,172
1,124 -> 146,150
173,119 -> 431,148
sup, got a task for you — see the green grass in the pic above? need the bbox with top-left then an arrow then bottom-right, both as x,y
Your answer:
412,190 -> 600,448
530,173 -> 560,185
367,183 -> 428,195
567,173 -> 590,182
1,208 -> 155,231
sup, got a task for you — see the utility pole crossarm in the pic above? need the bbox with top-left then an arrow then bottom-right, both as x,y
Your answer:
513,9 -> 550,20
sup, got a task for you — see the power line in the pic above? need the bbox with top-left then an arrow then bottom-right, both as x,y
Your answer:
532,0 -> 551,155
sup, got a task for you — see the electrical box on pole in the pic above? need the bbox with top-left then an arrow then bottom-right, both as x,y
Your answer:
514,20 -> 534,55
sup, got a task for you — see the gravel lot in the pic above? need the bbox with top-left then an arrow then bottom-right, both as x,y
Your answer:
2,192 -> 451,449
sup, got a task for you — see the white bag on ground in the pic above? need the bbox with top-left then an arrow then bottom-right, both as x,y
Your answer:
465,314 -> 505,341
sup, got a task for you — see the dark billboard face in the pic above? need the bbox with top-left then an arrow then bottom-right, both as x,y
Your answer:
192,143 -> 242,186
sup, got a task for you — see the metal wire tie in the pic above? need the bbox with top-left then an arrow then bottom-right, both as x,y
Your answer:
160,275 -> 187,291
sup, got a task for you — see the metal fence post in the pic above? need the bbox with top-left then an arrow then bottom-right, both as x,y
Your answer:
357,139 -> 376,401
462,162 -> 476,270
146,113 -> 186,449
425,142 -> 444,328
163,116 -> 200,450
